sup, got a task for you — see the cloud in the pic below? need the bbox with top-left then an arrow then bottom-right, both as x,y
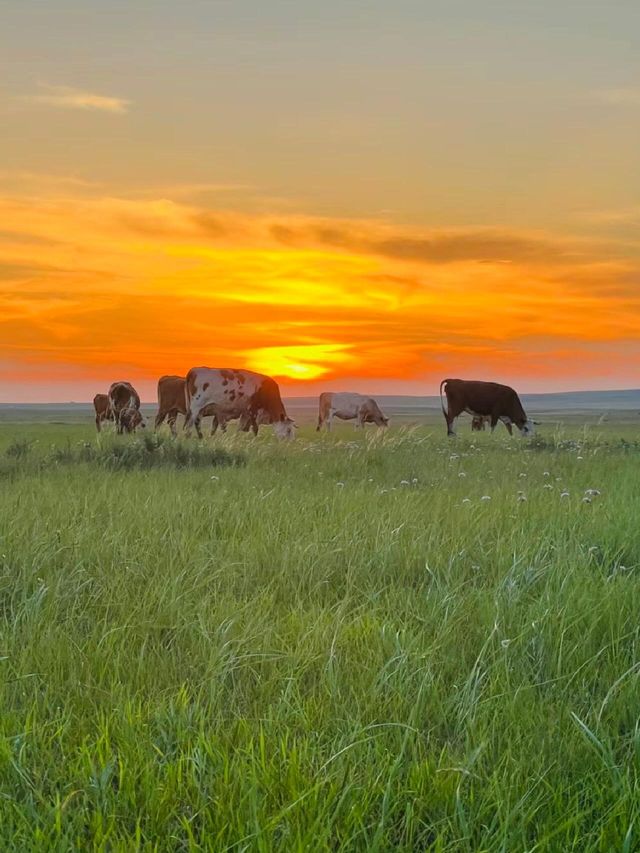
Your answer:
1,181 -> 640,398
20,84 -> 130,114
592,87 -> 640,106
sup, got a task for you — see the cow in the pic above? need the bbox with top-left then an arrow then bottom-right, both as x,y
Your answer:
119,406 -> 145,433
440,379 -> 534,437
184,367 -> 295,440
316,392 -> 389,432
155,374 -> 256,437
93,393 -> 114,432
108,381 -> 145,435
471,415 -> 490,432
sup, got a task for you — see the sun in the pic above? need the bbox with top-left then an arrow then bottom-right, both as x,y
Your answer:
244,343 -> 352,381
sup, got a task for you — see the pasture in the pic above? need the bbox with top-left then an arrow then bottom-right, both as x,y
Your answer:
1,405 -> 640,850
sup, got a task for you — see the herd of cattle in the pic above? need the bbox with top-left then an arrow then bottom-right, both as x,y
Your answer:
94,368 -> 536,440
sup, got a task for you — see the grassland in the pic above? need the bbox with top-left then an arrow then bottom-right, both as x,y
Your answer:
1,412 -> 640,850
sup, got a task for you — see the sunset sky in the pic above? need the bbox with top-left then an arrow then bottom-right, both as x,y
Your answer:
2,0 -> 640,401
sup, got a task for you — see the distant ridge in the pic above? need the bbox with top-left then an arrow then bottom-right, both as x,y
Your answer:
1,389 -> 640,411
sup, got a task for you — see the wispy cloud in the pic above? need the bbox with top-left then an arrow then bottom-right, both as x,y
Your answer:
20,84 -> 130,114
592,87 -> 640,106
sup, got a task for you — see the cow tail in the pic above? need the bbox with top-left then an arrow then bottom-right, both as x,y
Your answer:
439,379 -> 449,416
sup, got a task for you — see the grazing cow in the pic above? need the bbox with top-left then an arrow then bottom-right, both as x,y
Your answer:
155,374 -> 255,437
108,381 -> 144,435
440,379 -> 534,437
316,392 -> 389,431
119,407 -> 145,433
471,415 -> 490,432
184,367 -> 295,440
93,393 -> 114,432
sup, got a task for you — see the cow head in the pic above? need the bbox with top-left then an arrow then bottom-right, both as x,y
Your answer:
519,419 -> 535,437
380,415 -> 390,427
273,416 -> 296,440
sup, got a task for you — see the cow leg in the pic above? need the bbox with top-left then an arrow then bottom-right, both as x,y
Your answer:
316,415 -> 324,432
443,404 -> 460,436
95,415 -> 102,433
211,416 -> 219,436
154,409 -> 166,430
326,410 -> 334,432
184,401 -> 204,438
442,397 -> 460,437
167,411 -> 178,438
499,416 -> 514,436
490,413 -> 500,432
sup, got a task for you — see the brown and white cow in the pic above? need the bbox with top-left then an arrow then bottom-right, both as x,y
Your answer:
119,407 -> 145,433
108,381 -> 145,434
93,393 -> 114,432
316,392 -> 389,431
155,374 -> 256,437
440,379 -> 534,437
184,367 -> 295,440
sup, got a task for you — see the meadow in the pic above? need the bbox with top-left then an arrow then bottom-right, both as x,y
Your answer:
1,410 -> 640,851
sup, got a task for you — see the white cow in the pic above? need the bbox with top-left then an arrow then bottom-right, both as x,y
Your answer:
184,367 -> 295,440
316,392 -> 389,431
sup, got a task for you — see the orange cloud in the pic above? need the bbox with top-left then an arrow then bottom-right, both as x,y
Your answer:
2,185 -> 640,400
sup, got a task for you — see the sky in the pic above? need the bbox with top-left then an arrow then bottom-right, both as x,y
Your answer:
1,0 -> 639,402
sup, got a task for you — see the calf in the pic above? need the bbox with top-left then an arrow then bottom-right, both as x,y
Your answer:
108,381 -> 144,435
119,407 -> 145,433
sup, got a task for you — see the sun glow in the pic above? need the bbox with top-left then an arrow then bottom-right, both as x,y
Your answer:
245,344 -> 354,381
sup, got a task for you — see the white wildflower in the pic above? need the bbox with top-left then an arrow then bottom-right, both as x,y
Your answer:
481,495 -> 492,501
400,480 -> 410,486
336,482 -> 345,488
560,491 -> 570,498
458,472 -> 466,478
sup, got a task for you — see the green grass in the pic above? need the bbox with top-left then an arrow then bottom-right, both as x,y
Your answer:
1,420 -> 640,850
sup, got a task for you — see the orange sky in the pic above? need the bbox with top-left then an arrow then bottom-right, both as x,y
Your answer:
2,2 -> 640,401
2,189 -> 640,401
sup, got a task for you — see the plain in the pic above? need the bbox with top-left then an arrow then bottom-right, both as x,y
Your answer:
0,410 -> 639,851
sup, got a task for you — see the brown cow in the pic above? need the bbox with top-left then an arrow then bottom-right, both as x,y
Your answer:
155,374 -> 255,437
93,393 -> 114,432
108,381 -> 145,434
440,379 -> 534,437
184,367 -> 295,440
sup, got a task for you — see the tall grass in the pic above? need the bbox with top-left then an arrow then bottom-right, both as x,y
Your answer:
0,422 -> 639,849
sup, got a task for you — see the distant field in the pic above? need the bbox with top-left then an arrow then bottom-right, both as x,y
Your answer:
1,413 -> 640,849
